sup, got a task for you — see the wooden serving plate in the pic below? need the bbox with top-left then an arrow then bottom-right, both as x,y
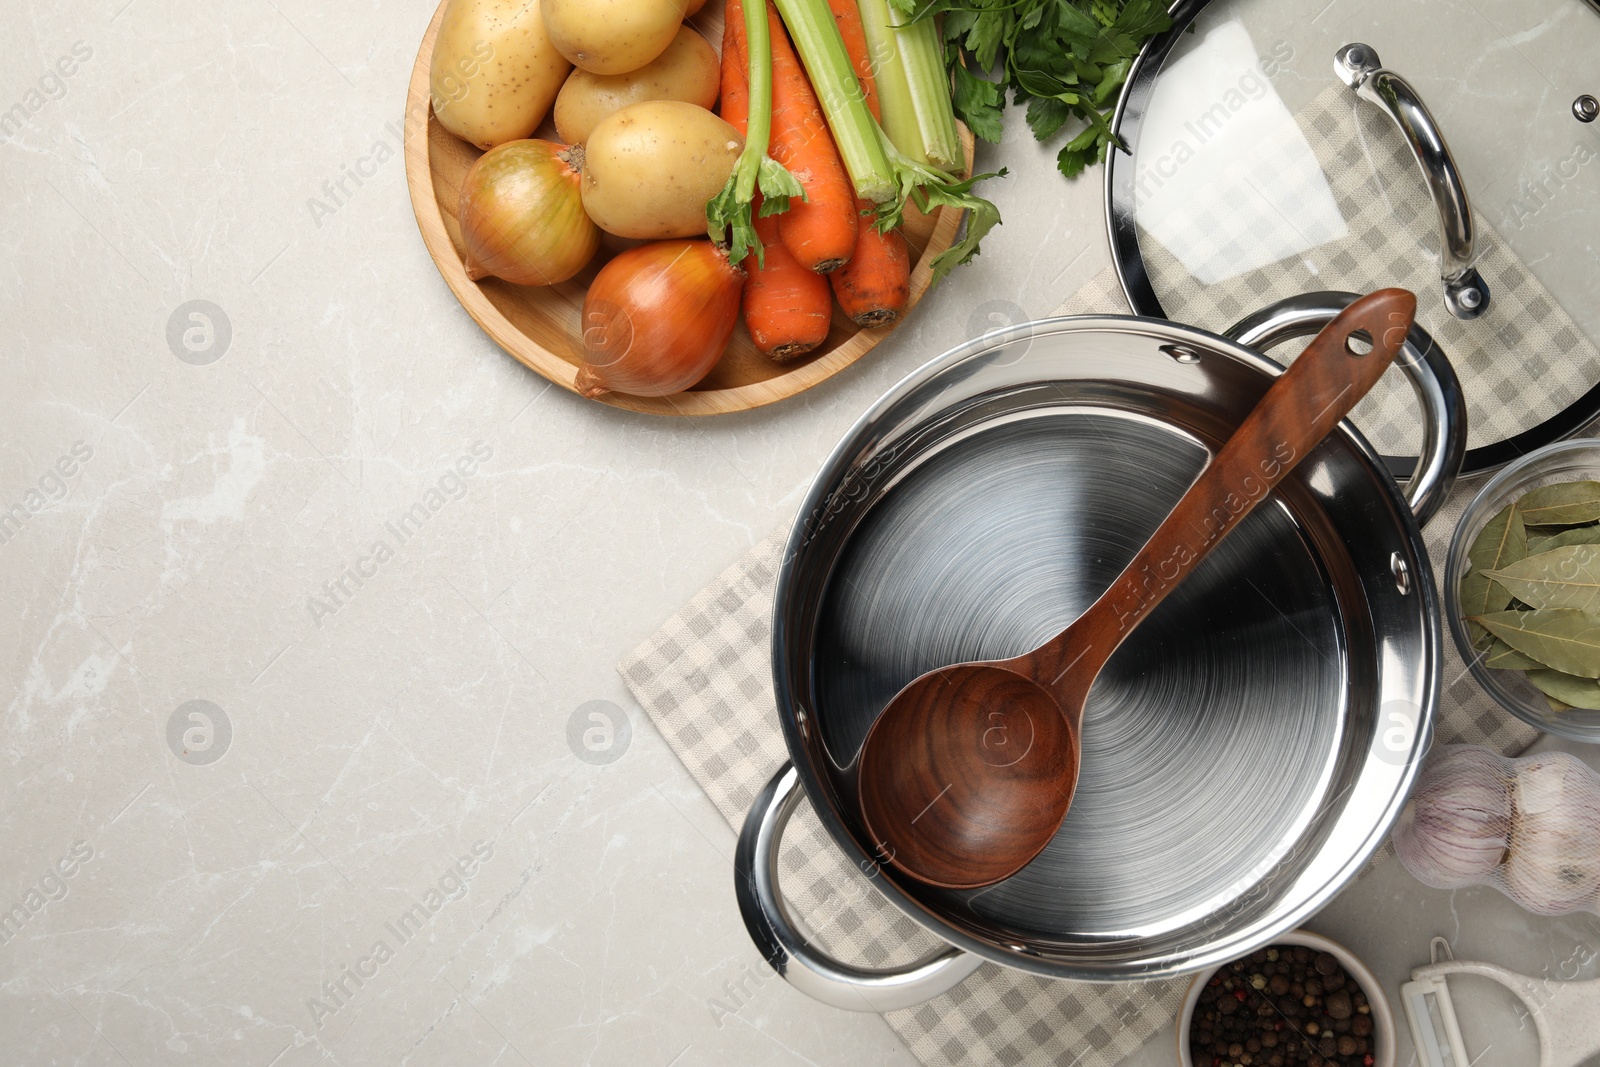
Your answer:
403,0 -> 974,416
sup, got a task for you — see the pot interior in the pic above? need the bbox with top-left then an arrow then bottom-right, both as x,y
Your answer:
778,320 -> 1434,976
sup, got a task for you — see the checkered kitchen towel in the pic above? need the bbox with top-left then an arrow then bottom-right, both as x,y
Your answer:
1140,84 -> 1600,458
618,261 -> 1549,1067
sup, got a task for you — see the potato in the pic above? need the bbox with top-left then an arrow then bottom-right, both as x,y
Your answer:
541,0 -> 690,75
581,100 -> 741,239
430,0 -> 571,149
554,27 -> 719,144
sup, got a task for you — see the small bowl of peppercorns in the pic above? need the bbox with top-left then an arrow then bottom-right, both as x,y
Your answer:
1178,930 -> 1396,1067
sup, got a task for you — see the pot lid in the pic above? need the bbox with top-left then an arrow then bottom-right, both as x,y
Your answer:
1107,0 -> 1600,473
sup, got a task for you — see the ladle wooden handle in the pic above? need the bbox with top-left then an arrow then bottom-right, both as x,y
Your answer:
1022,288 -> 1418,698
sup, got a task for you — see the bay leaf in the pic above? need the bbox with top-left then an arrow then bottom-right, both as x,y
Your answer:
1459,503 -> 1527,621
1548,695 -> 1575,713
1467,621 -> 1491,650
1516,480 -> 1600,526
1529,525 -> 1600,553
1485,638 -> 1543,670
1485,544 -> 1600,613
1525,668 -> 1600,711
1474,609 -> 1600,678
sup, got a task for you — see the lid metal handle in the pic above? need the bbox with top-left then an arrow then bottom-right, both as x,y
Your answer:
1335,43 -> 1492,321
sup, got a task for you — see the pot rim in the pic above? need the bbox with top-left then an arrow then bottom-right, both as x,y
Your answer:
770,312 -> 1441,981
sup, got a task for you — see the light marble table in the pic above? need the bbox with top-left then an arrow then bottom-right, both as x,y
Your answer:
3,1 -> 1598,1065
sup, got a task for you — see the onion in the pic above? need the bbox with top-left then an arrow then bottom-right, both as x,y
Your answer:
575,240 -> 743,397
459,140 -> 599,286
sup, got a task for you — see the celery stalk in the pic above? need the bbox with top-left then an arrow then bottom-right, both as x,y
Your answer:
773,0 -> 1003,280
852,0 -> 920,160
705,0 -> 805,266
886,7 -> 962,169
854,0 -> 960,169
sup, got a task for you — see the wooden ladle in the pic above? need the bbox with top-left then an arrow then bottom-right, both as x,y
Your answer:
856,289 -> 1418,890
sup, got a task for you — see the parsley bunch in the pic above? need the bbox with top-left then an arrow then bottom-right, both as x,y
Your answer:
891,0 -> 1172,178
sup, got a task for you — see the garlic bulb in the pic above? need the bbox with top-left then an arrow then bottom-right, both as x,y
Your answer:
1394,746 -> 1510,887
1394,744 -> 1600,916
1502,754 -> 1600,915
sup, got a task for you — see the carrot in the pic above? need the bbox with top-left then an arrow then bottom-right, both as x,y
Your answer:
824,0 -> 879,121
758,1 -> 856,273
721,0 -> 749,132
710,0 -> 804,264
830,199 -> 909,327
744,211 -> 833,360
723,9 -> 831,358
813,10 -> 906,327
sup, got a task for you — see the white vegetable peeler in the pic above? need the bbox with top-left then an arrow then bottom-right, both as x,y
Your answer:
1401,937 -> 1600,1067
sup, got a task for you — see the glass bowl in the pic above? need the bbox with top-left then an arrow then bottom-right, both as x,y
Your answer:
1445,438 -> 1600,741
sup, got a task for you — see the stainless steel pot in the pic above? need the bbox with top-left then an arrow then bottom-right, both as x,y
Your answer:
735,295 -> 1464,1011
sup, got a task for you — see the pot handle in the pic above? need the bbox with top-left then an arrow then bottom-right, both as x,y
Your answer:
734,763 -> 984,1012
1225,291 -> 1466,527
1334,43 -> 1490,320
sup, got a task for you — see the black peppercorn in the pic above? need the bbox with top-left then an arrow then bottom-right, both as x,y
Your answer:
1189,943 -> 1377,1067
